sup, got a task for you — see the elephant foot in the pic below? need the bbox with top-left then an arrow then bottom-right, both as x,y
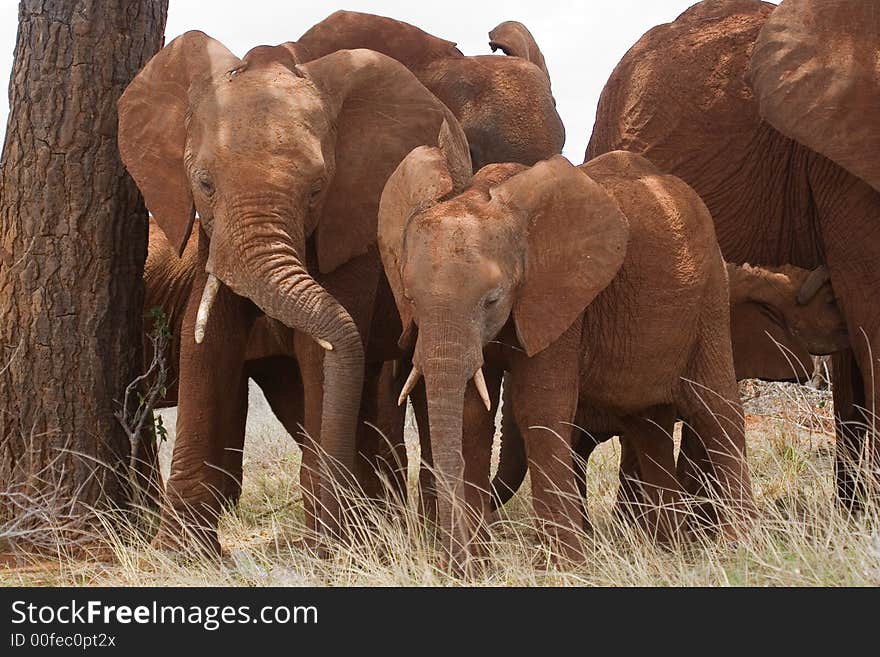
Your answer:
439,546 -> 489,579
150,506 -> 222,557
683,498 -> 720,536
217,482 -> 243,510
531,520 -> 587,569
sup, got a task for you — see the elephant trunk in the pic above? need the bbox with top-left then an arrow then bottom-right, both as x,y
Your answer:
209,210 -> 363,534
416,316 -> 482,567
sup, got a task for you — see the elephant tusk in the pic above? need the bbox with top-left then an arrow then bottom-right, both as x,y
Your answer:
473,368 -> 491,412
315,337 -> 334,351
194,273 -> 221,344
398,364 -> 422,406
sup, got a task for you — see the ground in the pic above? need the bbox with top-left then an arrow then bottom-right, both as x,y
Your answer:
1,379 -> 878,586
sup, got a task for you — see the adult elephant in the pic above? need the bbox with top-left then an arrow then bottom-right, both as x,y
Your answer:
118,32 -> 470,552
138,11 -> 565,538
295,10 -> 564,170
586,0 -> 880,509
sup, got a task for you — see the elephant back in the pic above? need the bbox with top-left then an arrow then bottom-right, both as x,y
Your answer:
584,0 -> 826,267
297,10 -> 462,71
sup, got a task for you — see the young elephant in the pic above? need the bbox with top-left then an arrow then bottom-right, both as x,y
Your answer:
379,147 -> 756,564
493,261 -> 850,520
727,263 -> 849,380
675,261 -> 849,505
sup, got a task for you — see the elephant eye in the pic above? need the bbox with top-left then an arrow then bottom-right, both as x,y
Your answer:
197,172 -> 214,197
309,181 -> 323,205
484,290 -> 502,308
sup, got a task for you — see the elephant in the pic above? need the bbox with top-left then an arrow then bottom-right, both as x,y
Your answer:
489,261 -> 850,525
726,263 -> 849,380
294,10 -> 564,170
143,217 -> 408,506
127,13 -> 566,551
586,0 -> 880,510
118,31 -> 472,552
379,146 -> 755,564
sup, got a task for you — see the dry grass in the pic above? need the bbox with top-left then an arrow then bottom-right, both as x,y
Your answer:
1,380 -> 878,587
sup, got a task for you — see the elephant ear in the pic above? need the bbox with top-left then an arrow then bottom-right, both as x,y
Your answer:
118,31 -> 242,255
488,21 -> 550,79
378,120 -> 471,342
748,0 -> 880,191
298,49 -> 464,274
490,156 -> 629,357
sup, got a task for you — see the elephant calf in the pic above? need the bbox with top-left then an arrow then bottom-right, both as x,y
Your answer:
489,260 -> 849,528
379,145 -> 756,564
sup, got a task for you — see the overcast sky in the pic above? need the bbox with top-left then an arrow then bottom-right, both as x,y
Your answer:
0,0 -> 703,160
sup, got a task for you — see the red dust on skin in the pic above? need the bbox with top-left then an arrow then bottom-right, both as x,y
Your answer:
119,32 -> 469,553
380,149 -> 756,563
296,10 -> 565,170
586,0 -> 880,508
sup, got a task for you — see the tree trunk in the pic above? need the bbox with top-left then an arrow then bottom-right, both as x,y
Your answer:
0,0 -> 168,540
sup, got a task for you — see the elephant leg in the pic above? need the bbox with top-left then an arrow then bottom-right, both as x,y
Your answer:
675,422 -> 718,529
154,274 -> 252,554
614,435 -> 644,525
130,409 -> 164,514
832,350 -> 868,512
832,309 -> 880,507
510,324 -> 584,564
677,371 -> 754,540
248,356 -> 305,441
410,380 -> 436,522
620,409 -> 683,543
217,376 -> 249,509
815,168 -> 880,503
490,378 -> 528,511
353,361 -> 408,502
374,361 -> 409,502
571,430 -> 605,532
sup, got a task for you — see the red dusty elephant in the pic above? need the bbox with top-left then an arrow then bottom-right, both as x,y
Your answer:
119,32 -> 470,552
295,11 -> 564,170
489,260 -> 849,522
586,0 -> 880,509
129,11 -> 567,553
379,145 -> 755,565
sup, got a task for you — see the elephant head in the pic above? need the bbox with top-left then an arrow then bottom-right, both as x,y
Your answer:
727,262 -> 849,379
378,153 -> 628,555
118,32 -> 463,529
296,11 -> 564,170
488,21 -> 550,79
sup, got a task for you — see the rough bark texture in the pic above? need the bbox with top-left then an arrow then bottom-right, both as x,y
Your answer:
0,1 -> 168,524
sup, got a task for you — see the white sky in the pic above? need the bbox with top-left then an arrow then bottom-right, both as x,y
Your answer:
0,0 -> 701,161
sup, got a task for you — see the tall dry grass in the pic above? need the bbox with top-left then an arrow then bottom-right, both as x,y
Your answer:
1,380 -> 878,587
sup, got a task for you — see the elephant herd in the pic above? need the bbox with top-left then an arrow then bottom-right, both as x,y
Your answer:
120,1 -> 879,567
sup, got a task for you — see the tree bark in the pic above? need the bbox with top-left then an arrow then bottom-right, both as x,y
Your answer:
0,1 -> 168,535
